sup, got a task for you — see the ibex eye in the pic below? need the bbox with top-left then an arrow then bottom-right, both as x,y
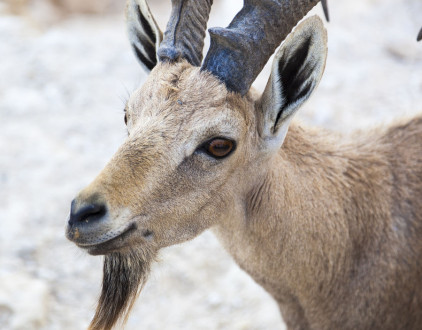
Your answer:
202,138 -> 235,159
124,113 -> 127,125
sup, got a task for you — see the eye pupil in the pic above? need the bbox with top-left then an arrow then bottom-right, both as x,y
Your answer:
206,139 -> 234,158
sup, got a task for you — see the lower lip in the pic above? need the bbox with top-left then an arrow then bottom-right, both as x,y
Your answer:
78,223 -> 138,254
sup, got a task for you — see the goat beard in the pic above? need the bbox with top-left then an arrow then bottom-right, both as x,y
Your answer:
89,248 -> 155,330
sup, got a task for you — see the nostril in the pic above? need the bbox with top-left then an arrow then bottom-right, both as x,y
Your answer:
69,200 -> 107,226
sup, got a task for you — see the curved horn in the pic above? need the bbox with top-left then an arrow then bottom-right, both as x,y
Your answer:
321,0 -> 329,22
418,27 -> 422,42
201,0 -> 324,95
158,0 -> 213,66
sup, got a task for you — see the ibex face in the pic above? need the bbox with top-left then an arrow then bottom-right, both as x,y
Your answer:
66,0 -> 328,328
66,62 -> 257,255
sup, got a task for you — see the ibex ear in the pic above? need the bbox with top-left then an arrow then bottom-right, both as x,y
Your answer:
126,0 -> 163,72
259,16 -> 327,148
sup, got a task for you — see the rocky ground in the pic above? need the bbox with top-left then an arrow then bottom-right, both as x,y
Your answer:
0,0 -> 421,329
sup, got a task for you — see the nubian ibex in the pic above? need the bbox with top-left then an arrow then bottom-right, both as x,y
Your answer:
66,0 -> 422,329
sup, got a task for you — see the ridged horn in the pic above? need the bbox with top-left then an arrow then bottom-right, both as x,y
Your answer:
201,0 -> 324,95
158,0 -> 213,66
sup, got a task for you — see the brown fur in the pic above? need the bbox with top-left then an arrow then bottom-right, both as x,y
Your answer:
67,18 -> 422,330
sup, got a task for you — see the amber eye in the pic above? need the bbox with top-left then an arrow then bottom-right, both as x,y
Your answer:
202,138 -> 235,159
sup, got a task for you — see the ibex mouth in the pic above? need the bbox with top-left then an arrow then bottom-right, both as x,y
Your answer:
76,223 -> 138,255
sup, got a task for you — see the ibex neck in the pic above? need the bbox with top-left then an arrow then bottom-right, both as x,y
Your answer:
213,123 -> 391,321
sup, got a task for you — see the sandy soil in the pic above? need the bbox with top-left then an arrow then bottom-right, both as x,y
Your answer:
0,0 -> 421,329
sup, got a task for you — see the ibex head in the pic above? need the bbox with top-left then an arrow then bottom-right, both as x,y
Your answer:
66,0 -> 327,328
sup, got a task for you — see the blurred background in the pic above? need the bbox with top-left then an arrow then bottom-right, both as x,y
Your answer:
0,0 -> 421,329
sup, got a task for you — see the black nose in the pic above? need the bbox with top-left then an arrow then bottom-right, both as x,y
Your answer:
69,199 -> 107,226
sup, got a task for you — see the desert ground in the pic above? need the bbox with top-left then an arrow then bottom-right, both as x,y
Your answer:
0,0 -> 421,329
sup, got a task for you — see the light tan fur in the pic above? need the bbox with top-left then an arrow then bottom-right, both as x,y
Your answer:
68,17 -> 422,330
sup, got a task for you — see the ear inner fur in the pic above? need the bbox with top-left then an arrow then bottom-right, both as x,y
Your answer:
258,16 -> 328,141
126,0 -> 163,72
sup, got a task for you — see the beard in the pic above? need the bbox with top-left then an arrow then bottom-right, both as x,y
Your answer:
89,247 -> 156,330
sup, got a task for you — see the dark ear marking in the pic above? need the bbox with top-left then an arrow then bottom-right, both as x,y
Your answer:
133,5 -> 157,70
259,16 -> 327,141
278,36 -> 313,110
126,0 -> 163,72
273,34 -> 318,129
137,5 -> 155,45
133,43 -> 155,71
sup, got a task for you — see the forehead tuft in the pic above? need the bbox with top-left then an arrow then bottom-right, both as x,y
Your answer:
127,61 -> 254,133
134,62 -> 229,110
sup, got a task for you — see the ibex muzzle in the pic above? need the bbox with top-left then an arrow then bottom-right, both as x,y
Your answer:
66,0 -> 422,329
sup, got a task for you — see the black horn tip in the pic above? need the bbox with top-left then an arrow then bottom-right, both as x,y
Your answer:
417,27 -> 422,42
157,46 -> 182,63
321,0 -> 330,22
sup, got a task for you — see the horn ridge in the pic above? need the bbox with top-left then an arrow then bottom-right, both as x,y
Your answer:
158,0 -> 213,66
